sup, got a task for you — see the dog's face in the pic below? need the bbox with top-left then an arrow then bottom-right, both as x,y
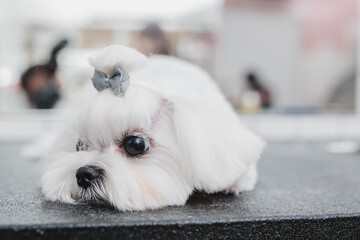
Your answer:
42,84 -> 196,210
42,45 -> 264,211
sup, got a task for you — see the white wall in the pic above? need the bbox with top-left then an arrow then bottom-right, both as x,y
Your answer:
215,10 -> 300,108
215,7 -> 356,109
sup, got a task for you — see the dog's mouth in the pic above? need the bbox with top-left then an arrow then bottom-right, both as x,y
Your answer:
71,180 -> 112,206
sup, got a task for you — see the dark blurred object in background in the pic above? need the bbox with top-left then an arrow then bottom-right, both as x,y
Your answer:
246,73 -> 271,108
233,72 -> 272,112
47,40 -> 68,75
137,23 -> 172,56
21,40 -> 68,109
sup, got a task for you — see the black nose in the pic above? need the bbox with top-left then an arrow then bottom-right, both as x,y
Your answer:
76,166 -> 101,189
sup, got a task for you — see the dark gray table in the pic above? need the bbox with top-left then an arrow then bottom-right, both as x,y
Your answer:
1,141 -> 360,239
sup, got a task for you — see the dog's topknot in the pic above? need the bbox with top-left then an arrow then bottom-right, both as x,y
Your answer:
88,45 -> 148,76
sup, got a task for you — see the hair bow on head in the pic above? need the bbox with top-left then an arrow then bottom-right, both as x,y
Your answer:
91,63 -> 130,97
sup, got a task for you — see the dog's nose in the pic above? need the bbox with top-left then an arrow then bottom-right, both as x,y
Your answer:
76,166 -> 101,189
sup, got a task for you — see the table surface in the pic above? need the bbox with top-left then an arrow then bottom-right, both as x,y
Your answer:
1,141 -> 360,239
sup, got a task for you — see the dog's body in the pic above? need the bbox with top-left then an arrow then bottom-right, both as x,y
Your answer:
42,45 -> 264,211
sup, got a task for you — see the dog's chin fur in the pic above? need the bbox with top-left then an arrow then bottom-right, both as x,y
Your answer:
41,45 -> 265,211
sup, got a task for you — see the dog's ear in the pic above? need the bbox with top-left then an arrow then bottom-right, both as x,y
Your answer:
172,100 -> 265,193
88,45 -> 148,76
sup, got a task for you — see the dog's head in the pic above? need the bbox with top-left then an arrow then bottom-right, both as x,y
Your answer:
42,45 -> 264,211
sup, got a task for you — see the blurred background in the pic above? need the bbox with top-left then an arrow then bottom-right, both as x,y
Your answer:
1,0 -> 360,146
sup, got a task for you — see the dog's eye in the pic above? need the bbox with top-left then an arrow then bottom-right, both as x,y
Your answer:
123,136 -> 149,156
76,139 -> 88,152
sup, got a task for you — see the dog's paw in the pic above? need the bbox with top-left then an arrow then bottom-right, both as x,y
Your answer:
225,163 -> 258,194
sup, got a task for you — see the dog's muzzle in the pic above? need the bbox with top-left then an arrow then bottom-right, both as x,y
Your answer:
76,165 -> 103,189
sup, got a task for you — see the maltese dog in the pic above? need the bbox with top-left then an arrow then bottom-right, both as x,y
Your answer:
42,45 -> 265,211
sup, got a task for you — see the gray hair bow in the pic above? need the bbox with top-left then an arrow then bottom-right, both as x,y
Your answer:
91,63 -> 130,97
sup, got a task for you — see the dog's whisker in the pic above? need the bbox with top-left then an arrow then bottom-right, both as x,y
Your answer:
73,177 -> 111,206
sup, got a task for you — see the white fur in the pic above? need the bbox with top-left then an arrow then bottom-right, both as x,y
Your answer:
88,45 -> 148,76
42,45 -> 265,211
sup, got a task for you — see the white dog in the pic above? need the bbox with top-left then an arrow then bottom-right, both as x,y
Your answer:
42,45 -> 265,211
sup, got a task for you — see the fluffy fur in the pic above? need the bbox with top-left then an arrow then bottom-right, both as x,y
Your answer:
42,45 -> 265,211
